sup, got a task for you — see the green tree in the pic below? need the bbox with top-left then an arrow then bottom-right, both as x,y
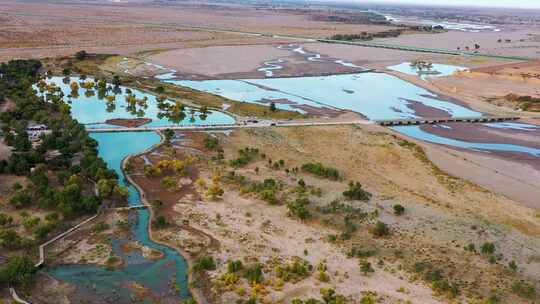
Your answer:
154,215 -> 168,229
0,256 -> 36,288
163,128 -> 175,143
112,75 -> 121,86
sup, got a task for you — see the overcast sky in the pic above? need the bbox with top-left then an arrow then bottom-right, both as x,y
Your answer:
326,0 -> 540,9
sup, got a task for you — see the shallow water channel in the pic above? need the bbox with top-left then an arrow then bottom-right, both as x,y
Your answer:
48,132 -> 191,302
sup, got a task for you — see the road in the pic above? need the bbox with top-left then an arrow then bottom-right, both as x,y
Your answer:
85,119 -> 373,133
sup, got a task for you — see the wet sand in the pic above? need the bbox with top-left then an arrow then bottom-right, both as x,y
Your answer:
147,43 -> 368,80
421,122 -> 540,150
423,143 -> 540,210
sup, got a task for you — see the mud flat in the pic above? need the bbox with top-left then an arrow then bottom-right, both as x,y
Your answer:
105,118 -> 152,128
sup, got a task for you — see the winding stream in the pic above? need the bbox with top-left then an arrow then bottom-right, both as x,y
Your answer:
49,132 -> 191,302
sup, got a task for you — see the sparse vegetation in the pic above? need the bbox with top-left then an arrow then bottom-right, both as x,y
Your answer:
301,162 -> 340,180
193,256 -> 217,272
343,181 -> 372,201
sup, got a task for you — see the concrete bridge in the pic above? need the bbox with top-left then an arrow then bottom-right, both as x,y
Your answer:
375,116 -> 520,127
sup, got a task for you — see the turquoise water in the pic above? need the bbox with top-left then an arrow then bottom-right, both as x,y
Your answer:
387,62 -> 467,79
169,73 -> 480,120
48,132 -> 191,302
38,77 -> 234,127
392,125 -> 540,156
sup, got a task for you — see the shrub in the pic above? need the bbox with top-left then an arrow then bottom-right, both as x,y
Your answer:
204,136 -> 219,150
287,197 -> 311,220
343,181 -> 371,201
75,50 -> 88,60
393,204 -> 405,216
275,258 -> 312,282
301,162 -> 339,180
93,222 -> 110,233
161,176 -> 177,190
243,263 -> 264,283
227,260 -> 243,273
0,213 -> 13,227
481,242 -> 495,255
511,281 -> 536,299
371,221 -> 390,237
193,256 -> 216,272
465,243 -> 476,252
508,260 -> 518,272
359,261 -> 374,275
229,147 -> 259,167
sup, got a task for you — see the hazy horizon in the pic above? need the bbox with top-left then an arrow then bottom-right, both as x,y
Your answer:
317,0 -> 540,9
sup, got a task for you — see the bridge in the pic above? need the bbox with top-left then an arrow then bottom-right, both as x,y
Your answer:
85,116 -> 524,132
375,116 -> 520,127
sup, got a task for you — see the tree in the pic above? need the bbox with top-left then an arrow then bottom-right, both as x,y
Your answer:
163,128 -> 175,143
112,75 -> 121,86
155,85 -> 165,94
269,102 -> 276,112
97,178 -> 115,198
0,256 -> 36,288
154,215 -> 168,229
